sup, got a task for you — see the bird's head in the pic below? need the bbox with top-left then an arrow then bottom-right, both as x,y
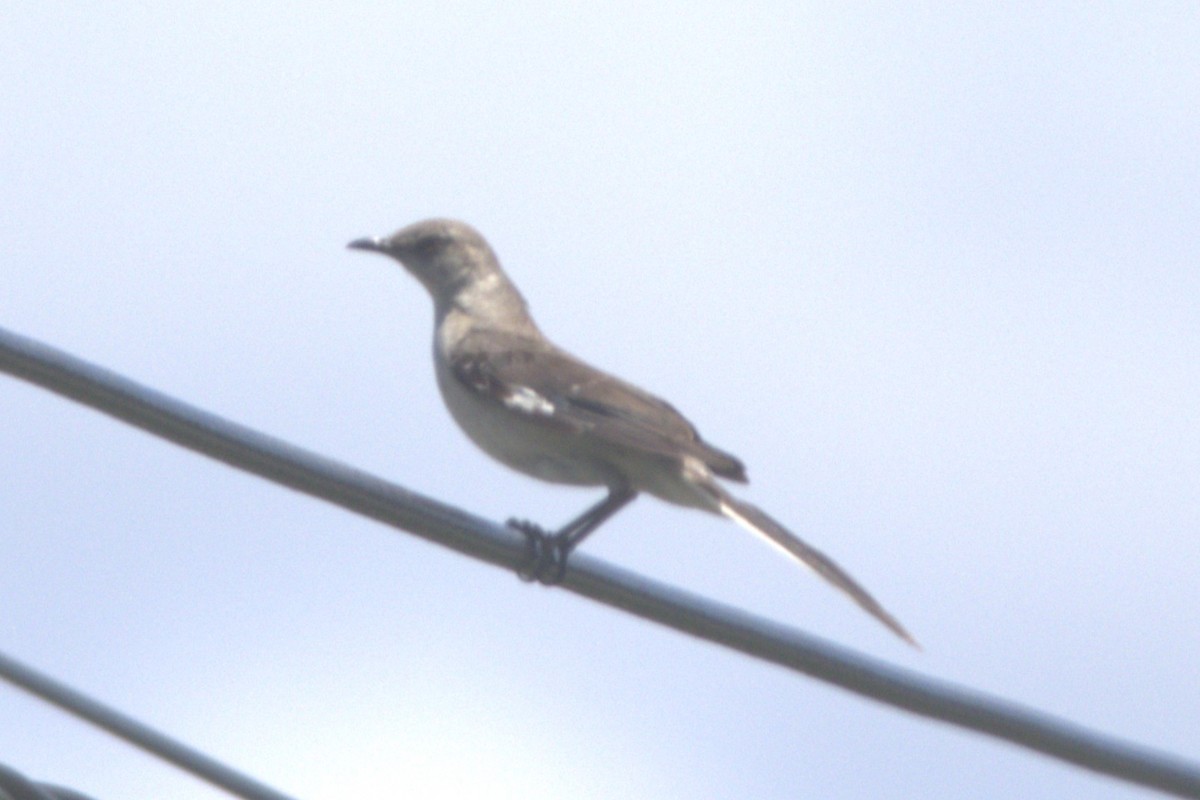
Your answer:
349,218 -> 505,303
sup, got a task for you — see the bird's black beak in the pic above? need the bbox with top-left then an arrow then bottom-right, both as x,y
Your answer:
347,237 -> 385,252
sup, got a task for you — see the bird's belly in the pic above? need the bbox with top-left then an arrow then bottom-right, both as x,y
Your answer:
434,357 -> 614,487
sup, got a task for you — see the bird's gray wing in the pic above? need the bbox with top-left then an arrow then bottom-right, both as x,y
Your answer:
450,330 -> 747,482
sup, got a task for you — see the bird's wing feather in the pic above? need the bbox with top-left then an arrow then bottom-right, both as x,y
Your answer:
451,330 -> 747,481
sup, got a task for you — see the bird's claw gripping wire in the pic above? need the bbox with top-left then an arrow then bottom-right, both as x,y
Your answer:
508,518 -> 570,585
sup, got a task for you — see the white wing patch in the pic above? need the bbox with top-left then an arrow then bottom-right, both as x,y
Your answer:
503,385 -> 557,416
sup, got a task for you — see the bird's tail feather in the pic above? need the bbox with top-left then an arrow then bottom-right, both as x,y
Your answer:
705,484 -> 918,647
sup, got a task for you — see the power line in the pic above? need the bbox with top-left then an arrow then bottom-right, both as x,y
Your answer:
0,759 -> 99,800
2,325 -> 1199,799
0,652 -> 296,800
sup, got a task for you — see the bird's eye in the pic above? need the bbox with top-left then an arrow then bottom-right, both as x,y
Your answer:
417,238 -> 445,255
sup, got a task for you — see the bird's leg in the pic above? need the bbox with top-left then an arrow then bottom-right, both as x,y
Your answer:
510,486 -> 637,584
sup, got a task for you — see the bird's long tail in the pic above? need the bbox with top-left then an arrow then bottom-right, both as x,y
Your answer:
699,481 -> 918,647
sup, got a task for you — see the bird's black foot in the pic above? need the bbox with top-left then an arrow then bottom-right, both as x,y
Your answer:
507,518 -> 569,585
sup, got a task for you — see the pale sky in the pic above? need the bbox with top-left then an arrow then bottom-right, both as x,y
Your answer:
2,5 -> 1198,799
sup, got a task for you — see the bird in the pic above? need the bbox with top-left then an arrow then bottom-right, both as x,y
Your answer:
348,218 -> 916,646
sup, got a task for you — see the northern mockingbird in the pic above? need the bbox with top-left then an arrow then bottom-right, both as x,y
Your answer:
349,219 -> 915,646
